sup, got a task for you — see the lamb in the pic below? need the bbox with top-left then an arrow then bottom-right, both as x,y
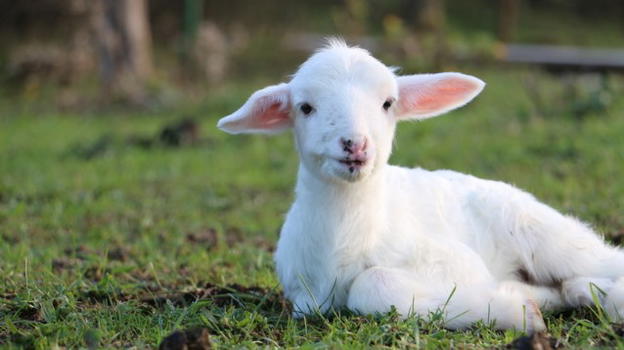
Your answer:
217,39 -> 624,333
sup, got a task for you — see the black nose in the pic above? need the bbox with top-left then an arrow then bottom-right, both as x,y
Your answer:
340,138 -> 353,153
340,137 -> 367,155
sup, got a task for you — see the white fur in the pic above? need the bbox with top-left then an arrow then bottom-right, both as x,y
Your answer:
217,39 -> 624,333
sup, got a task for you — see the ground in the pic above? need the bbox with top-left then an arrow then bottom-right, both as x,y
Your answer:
1,68 -> 624,348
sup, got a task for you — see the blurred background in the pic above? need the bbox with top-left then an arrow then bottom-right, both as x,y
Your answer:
1,0 -> 623,108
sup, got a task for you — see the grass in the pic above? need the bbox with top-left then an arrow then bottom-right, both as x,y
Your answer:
1,67 -> 624,348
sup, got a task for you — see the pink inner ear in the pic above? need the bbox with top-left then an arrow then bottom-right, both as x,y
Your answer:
247,97 -> 290,129
218,82 -> 292,134
398,76 -> 481,117
224,94 -> 290,132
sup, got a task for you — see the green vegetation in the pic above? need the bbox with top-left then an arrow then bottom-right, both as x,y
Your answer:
1,67 -> 624,348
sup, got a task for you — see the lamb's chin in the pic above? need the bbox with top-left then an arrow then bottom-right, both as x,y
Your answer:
323,160 -> 370,183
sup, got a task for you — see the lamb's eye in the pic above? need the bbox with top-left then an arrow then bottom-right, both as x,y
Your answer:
300,103 -> 313,115
383,98 -> 394,111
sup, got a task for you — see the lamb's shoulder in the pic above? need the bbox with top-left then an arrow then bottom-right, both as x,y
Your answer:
386,165 -> 533,203
382,165 -> 534,241
431,168 -> 539,210
384,165 -> 477,208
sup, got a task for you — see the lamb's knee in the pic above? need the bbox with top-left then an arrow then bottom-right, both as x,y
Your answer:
347,267 -> 397,314
347,267 -> 430,316
498,280 -> 564,310
291,293 -> 327,317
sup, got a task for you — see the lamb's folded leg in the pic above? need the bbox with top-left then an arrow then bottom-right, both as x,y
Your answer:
498,280 -> 564,310
347,266 -> 546,333
468,181 -> 624,317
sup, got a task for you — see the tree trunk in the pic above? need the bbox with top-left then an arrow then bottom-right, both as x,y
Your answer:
417,0 -> 445,32
498,0 -> 520,43
91,0 -> 153,103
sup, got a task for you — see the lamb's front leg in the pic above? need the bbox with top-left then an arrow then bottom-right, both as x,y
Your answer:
291,291 -> 329,317
283,275 -> 347,318
347,267 -> 546,333
285,282 -> 339,317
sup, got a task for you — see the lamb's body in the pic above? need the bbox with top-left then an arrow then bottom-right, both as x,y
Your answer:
276,164 -> 624,330
218,40 -> 624,332
277,166 -> 488,308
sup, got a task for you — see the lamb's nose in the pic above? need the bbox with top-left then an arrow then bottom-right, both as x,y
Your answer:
340,136 -> 367,155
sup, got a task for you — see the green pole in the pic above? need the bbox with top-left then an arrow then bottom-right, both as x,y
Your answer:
182,0 -> 203,57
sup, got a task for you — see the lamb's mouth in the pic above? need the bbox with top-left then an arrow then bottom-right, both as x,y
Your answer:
338,158 -> 367,173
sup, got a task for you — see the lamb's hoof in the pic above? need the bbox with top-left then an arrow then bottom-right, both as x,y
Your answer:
525,299 -> 547,334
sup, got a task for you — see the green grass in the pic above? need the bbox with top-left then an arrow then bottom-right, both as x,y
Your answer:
1,68 -> 624,348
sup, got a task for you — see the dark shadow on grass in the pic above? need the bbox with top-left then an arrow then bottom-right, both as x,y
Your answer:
140,283 -> 287,311
74,282 -> 289,316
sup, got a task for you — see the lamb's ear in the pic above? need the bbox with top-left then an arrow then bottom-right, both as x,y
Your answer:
217,83 -> 292,134
395,73 -> 485,120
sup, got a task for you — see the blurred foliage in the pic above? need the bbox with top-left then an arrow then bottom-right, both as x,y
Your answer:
0,0 -> 623,109
1,1 -> 621,41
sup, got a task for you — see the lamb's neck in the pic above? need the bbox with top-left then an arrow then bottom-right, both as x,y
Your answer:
294,165 -> 387,235
297,164 -> 386,200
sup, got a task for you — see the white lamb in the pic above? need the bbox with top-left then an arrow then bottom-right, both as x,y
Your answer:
217,39 -> 624,332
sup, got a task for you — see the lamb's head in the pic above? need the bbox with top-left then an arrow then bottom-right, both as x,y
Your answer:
217,39 -> 484,183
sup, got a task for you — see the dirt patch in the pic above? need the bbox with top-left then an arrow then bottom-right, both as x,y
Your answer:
52,257 -> 82,272
186,229 -> 218,248
0,293 -> 16,301
0,233 -> 19,244
186,228 -> 275,252
159,327 -> 212,350
252,237 -> 275,253
78,289 -> 126,305
54,245 -> 131,273
107,246 -> 129,262
506,332 -> 562,350
157,119 -> 200,147
64,245 -> 96,260
613,323 -> 624,337
66,118 -> 206,161
2,304 -> 44,323
64,245 -> 131,261
224,227 -> 244,245
141,283 -> 286,310
74,282 -> 288,314
224,227 -> 274,252
225,227 -> 275,252
17,306 -> 43,322
594,322 -> 624,347
84,266 -> 113,281
608,229 -> 624,246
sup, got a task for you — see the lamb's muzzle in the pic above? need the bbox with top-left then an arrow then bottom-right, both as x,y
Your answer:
339,136 -> 368,173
